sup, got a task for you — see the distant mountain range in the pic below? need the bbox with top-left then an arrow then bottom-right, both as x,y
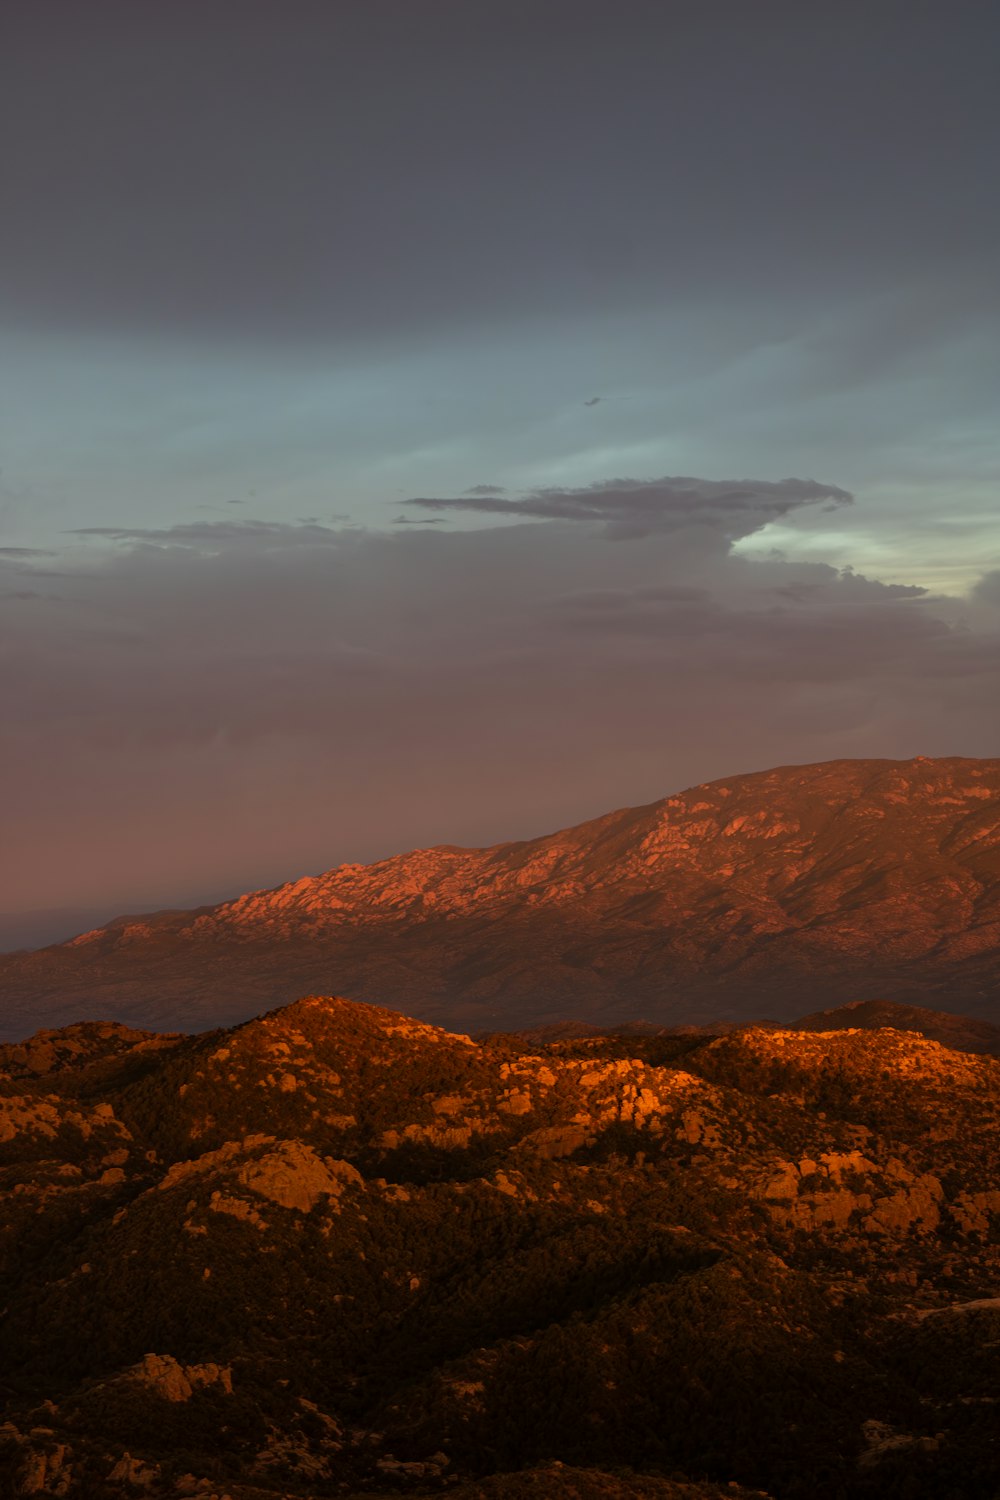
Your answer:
504,999 -> 1000,1059
1,756 -> 997,1041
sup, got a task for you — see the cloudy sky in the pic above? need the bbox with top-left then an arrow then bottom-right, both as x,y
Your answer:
1,1 -> 998,944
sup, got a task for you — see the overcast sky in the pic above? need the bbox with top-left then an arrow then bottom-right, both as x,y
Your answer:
1,1 -> 998,942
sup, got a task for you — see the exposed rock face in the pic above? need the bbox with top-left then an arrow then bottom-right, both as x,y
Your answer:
236,1139 -> 363,1212
0,1091 -> 131,1164
17,1446 -> 72,1497
125,1353 -> 233,1403
0,1022 -> 176,1077
755,1150 -> 945,1234
155,1132 -> 364,1224
1,756 -> 998,1038
106,1452 -> 160,1489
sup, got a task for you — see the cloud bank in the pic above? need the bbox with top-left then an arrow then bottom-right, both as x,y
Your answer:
1,480 -> 997,928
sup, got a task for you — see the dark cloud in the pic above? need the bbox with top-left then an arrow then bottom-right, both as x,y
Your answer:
464,485 -> 507,496
770,575 -> 926,604
3,4 -> 998,349
972,571 -> 1000,607
404,476 -> 853,539
1,496 -> 996,922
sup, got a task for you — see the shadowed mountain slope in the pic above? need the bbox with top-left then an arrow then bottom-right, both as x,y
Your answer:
0,756 -> 997,1039
501,1001 -> 1000,1059
793,999 -> 1000,1056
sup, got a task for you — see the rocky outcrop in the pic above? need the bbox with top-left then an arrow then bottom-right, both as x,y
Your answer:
236,1140 -> 362,1212
124,1354 -> 233,1403
158,1134 -> 363,1217
948,1189 -> 1000,1237
755,1151 -> 945,1235
106,1453 -> 160,1490
0,1094 -> 131,1168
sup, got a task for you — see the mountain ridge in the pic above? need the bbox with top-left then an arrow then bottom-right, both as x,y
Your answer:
2,992 -> 1000,1497
1,755 -> 997,1039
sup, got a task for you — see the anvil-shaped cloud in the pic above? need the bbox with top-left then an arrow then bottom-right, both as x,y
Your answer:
402,476 -> 853,540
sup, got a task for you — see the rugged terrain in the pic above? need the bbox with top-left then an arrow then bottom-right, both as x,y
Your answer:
1,996 -> 999,1499
1,757 -> 998,1040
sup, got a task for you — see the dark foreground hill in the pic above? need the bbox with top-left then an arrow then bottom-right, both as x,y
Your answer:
1,996 -> 999,1499
1,756 -> 998,1040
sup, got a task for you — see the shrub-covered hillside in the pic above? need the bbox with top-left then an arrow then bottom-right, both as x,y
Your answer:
1,996 -> 998,1499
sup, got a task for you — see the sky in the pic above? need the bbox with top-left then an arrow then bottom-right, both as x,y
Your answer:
1,1 -> 999,945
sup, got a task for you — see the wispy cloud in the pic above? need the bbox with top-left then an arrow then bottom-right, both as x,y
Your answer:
70,520 -> 347,550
